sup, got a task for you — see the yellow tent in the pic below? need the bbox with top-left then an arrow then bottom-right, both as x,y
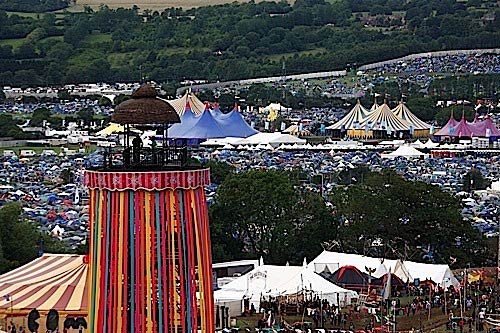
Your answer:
96,123 -> 125,136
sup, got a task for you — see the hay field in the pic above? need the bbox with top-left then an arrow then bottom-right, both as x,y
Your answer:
75,0 -> 279,10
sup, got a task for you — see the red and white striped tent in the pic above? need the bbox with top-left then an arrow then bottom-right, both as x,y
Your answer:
0,254 -> 88,317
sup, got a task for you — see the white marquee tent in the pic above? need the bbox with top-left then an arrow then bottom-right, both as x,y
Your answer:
234,132 -> 307,147
310,251 -> 459,288
214,262 -> 357,311
381,145 -> 429,159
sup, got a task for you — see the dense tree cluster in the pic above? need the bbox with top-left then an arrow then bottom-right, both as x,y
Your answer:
330,169 -> 487,267
462,169 -> 491,192
210,169 -> 490,268
0,203 -> 69,273
0,0 -> 498,86
210,170 -> 336,264
0,0 -> 69,12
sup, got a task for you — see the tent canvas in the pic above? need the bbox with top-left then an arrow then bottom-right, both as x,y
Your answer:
214,264 -> 357,308
0,254 -> 87,315
167,92 -> 205,116
96,123 -> 124,136
392,102 -> 431,130
212,106 -> 259,138
169,108 -> 227,139
234,133 -> 306,147
360,104 -> 411,132
320,266 -> 369,290
327,101 -> 371,130
310,251 -> 458,288
381,145 -> 429,159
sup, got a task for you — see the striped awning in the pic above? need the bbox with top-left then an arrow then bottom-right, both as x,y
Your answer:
0,254 -> 87,314
361,103 -> 411,132
392,102 -> 431,130
166,92 -> 205,116
327,101 -> 371,130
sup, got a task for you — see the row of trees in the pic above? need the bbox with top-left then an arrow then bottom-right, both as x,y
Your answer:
209,168 -> 491,267
0,0 -> 498,85
0,0 -> 69,12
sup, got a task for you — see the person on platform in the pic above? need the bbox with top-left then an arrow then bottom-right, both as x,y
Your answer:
132,136 -> 143,164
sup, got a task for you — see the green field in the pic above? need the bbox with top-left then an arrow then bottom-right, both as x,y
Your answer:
84,33 -> 112,45
0,38 -> 26,48
266,48 -> 329,61
6,11 -> 42,18
0,35 -> 65,49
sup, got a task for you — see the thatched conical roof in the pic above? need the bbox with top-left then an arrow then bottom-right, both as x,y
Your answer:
112,84 -> 180,124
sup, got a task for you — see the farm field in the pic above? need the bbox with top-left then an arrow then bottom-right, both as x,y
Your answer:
75,0 -> 289,10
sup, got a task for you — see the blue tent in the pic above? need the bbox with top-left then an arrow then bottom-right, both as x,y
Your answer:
214,106 -> 258,138
170,108 -> 227,139
210,103 -> 224,119
168,105 -> 201,137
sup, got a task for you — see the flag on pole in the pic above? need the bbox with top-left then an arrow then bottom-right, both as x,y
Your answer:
74,188 -> 80,205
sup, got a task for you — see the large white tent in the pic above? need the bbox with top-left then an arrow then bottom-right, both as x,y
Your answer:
310,251 -> 459,288
381,145 -> 429,159
214,263 -> 357,311
234,132 -> 307,147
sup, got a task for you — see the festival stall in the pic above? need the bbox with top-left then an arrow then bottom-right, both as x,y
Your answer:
214,262 -> 357,312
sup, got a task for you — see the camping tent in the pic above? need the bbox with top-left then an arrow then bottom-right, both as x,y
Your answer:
0,254 -> 87,317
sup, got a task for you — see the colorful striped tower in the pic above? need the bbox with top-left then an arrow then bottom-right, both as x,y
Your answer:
84,84 -> 214,333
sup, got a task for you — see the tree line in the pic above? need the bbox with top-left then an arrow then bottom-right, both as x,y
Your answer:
0,0 -> 69,12
0,0 -> 498,86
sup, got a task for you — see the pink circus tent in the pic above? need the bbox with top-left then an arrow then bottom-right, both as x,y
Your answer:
452,115 -> 474,137
435,112 -> 500,140
471,115 -> 500,137
434,112 -> 459,137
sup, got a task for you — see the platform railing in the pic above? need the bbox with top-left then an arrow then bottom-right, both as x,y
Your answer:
100,145 -> 189,170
